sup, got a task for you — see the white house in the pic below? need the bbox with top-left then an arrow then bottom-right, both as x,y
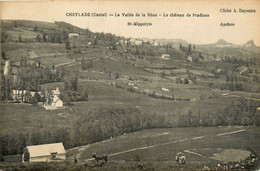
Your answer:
161,54 -> 170,60
12,90 -> 41,102
22,143 -> 66,162
69,33 -> 79,38
186,56 -> 193,62
153,41 -> 159,46
51,87 -> 63,108
12,90 -> 27,102
44,87 -> 63,110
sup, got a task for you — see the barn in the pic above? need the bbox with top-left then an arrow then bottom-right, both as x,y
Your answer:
22,143 -> 66,162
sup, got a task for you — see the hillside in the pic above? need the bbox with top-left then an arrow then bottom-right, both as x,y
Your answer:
0,19 -> 260,170
1,126 -> 259,170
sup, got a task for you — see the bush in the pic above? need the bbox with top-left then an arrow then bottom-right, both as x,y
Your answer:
133,154 -> 141,162
114,72 -> 120,79
76,87 -> 88,101
29,97 -> 37,105
34,92 -> 41,102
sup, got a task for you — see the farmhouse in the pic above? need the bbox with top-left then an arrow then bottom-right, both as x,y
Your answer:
51,87 -> 63,107
12,90 -> 27,102
44,87 -> 64,110
153,41 -> 159,46
69,33 -> 79,38
12,90 -> 41,102
186,56 -> 193,62
22,143 -> 66,162
161,54 -> 170,60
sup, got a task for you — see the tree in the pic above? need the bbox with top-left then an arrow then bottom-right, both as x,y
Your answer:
108,71 -> 112,80
79,87 -> 88,101
65,41 -> 70,50
161,71 -> 166,78
34,92 -> 41,102
24,91 -> 32,103
36,34 -> 41,42
89,60 -> 93,68
188,110 -> 192,126
23,148 -> 30,162
43,33 -> 47,42
81,58 -> 87,70
64,74 -> 78,91
94,38 -> 97,46
29,96 -> 37,105
34,26 -> 38,32
56,34 -> 62,43
60,90 -> 74,105
18,35 -> 22,42
30,132 -> 43,145
199,52 -> 204,60
188,44 -> 192,53
2,51 -> 6,60
184,78 -> 189,84
114,72 -> 119,79
61,70 -> 79,104
14,21 -> 18,27
179,44 -> 182,50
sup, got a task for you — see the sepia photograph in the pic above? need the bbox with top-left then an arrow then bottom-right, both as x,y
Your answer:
0,0 -> 260,170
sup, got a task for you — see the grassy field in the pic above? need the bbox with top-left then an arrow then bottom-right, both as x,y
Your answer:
0,103 -> 73,134
1,78 -> 249,135
2,43 -> 66,62
68,126 -> 260,170
5,27 -> 39,40
1,126 -> 258,170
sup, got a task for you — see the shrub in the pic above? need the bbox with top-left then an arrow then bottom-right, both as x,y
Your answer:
29,97 -> 37,105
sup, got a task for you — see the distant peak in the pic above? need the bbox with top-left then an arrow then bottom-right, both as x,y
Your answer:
244,40 -> 255,47
215,39 -> 230,45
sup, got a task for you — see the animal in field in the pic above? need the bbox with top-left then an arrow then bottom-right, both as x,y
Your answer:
92,153 -> 108,162
176,152 -> 186,164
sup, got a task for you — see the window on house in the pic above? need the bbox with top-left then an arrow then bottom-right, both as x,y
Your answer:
51,152 -> 57,159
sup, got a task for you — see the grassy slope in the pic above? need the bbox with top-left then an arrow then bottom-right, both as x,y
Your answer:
1,126 -> 258,170
72,126 -> 260,170
1,78 -> 241,135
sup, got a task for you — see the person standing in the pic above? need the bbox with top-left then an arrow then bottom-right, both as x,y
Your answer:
74,156 -> 77,164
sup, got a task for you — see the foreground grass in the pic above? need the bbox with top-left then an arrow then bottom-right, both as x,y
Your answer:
1,126 -> 259,170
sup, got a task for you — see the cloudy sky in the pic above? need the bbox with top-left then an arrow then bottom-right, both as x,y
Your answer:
1,0 -> 260,45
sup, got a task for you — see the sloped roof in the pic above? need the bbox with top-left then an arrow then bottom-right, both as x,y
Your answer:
52,87 -> 60,95
27,143 -> 66,157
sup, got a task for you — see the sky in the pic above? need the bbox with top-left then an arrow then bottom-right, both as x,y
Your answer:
1,0 -> 260,46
